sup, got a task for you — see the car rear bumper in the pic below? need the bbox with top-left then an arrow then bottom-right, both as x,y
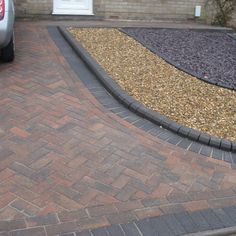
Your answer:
0,11 -> 14,48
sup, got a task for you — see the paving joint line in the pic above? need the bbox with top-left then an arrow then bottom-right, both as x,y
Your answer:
56,26 -> 236,161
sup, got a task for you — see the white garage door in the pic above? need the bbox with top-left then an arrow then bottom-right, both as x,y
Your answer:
53,0 -> 93,15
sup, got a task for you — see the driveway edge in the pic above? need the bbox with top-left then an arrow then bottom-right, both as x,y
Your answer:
186,226 -> 236,236
58,26 -> 236,153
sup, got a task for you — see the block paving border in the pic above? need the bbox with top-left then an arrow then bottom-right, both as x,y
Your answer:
57,26 -> 236,156
3,200 -> 236,235
1,22 -> 236,235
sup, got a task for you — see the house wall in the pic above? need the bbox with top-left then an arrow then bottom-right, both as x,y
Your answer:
230,8 -> 236,28
13,0 -> 236,27
14,0 -> 207,21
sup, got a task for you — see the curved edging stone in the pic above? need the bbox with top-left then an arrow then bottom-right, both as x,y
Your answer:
120,28 -> 236,91
187,225 -> 236,236
58,26 -> 236,153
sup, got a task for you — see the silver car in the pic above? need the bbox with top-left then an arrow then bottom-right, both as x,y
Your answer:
0,0 -> 15,62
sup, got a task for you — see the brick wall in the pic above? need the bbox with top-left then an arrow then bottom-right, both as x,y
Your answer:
229,8 -> 236,28
14,0 -> 53,15
95,0 -> 207,21
14,0 -> 207,21
13,0 -> 236,26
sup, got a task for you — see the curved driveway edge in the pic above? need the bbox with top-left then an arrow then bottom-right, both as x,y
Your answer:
58,26 -> 236,154
1,21 -> 236,236
120,28 -> 236,91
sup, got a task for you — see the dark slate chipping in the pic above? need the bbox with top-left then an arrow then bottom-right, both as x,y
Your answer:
122,28 -> 236,90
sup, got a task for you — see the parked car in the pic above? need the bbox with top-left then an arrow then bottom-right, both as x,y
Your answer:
0,0 -> 15,62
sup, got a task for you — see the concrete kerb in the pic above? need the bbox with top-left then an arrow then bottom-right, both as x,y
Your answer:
58,26 -> 236,153
185,225 -> 236,236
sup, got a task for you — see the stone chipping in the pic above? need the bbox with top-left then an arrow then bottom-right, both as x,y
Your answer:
122,28 -> 236,89
69,27 -> 236,141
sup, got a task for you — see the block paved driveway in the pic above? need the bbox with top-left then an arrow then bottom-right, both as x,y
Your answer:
0,22 -> 236,235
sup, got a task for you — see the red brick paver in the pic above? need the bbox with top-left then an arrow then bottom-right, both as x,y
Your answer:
0,22 -> 236,234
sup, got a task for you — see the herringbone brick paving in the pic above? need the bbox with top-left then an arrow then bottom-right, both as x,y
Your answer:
0,22 -> 236,235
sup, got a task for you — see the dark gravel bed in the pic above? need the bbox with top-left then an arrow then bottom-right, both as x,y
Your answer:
122,28 -> 236,90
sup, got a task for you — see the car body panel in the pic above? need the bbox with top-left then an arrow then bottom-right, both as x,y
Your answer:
0,0 -> 15,48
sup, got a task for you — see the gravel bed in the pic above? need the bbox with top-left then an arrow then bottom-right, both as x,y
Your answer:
122,28 -> 236,89
69,28 -> 236,141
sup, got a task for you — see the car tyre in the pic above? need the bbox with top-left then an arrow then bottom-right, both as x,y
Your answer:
1,35 -> 15,62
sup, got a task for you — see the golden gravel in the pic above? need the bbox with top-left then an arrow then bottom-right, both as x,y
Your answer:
69,27 -> 236,141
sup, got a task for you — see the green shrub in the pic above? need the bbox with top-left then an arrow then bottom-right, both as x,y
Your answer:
206,0 -> 235,26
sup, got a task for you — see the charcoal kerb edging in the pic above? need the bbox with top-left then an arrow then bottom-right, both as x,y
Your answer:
58,26 -> 236,153
119,28 -> 236,91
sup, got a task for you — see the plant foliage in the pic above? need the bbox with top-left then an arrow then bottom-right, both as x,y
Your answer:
206,0 -> 235,26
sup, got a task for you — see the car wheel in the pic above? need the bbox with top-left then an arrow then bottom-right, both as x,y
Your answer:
1,35 -> 15,63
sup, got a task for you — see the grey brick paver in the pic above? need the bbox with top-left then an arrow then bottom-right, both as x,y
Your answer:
212,208 -> 236,228
135,218 -> 156,236
120,223 -> 142,236
174,212 -> 199,234
200,209 -> 225,230
106,225 -> 125,236
0,22 -> 236,236
91,227 -> 109,236
189,211 -> 211,232
161,214 -> 186,235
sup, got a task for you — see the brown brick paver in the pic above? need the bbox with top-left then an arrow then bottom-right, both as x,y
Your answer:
0,22 -> 236,235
